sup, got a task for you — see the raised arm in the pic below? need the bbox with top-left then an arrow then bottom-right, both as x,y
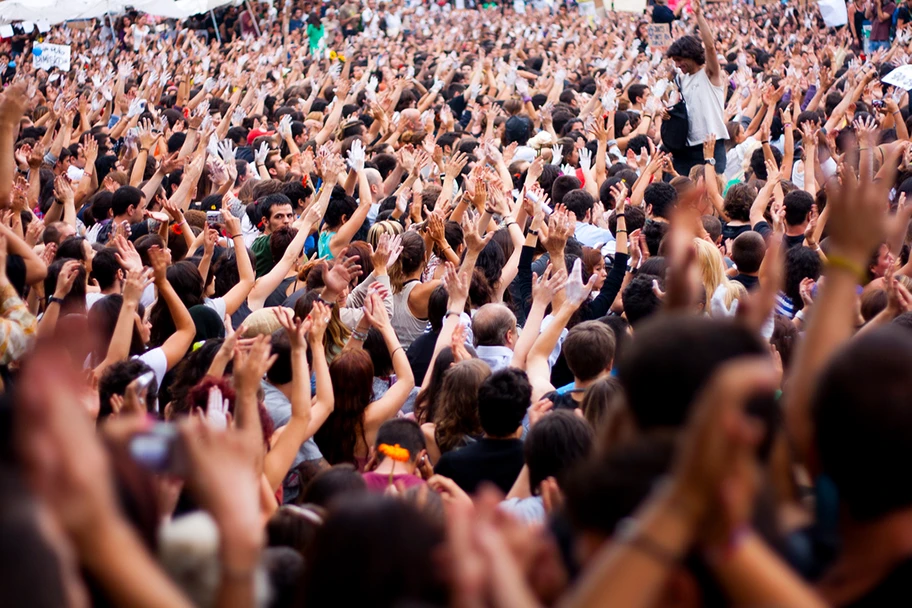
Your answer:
693,0 -> 721,86
362,292 -> 415,428
149,246 -> 195,371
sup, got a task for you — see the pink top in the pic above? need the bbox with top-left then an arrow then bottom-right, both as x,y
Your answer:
361,472 -> 426,493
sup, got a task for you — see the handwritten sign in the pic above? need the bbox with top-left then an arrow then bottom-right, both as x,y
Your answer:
646,23 -> 672,48
884,65 -> 912,91
33,43 -> 71,72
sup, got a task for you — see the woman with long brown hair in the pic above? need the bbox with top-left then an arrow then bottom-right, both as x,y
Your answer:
313,293 -> 414,469
421,359 -> 490,464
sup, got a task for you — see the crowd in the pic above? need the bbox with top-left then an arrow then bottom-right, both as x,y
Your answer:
2,0 -> 912,605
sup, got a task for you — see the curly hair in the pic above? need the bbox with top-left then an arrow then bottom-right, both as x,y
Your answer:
723,183 -> 757,222
666,35 -> 706,65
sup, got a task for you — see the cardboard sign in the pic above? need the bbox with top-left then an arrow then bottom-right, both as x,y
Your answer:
32,43 -> 72,72
646,23 -> 672,48
884,65 -> 912,91
613,0 -> 646,12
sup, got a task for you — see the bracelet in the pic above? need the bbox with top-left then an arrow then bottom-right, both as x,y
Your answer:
390,346 -> 405,356
827,254 -> 866,282
352,330 -> 369,341
527,229 -> 539,236
783,123 -> 792,128
761,140 -> 770,145
645,115 -> 654,121
860,147 -> 869,151
47,295 -> 64,306
616,229 -> 628,234
445,310 -> 462,318
230,233 -> 241,239
615,213 -> 625,218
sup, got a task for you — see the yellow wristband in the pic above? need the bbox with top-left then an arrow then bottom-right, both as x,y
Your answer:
827,254 -> 866,283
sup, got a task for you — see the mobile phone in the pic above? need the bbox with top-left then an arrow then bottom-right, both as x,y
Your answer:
134,370 -> 155,394
873,100 -> 885,108
128,423 -> 188,475
206,210 -> 221,224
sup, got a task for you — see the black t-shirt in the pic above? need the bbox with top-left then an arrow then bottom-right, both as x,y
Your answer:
406,330 -> 440,387
732,273 -> 759,290
751,221 -> 806,249
434,438 -> 524,495
844,557 -> 912,607
652,5 -> 676,23
722,222 -> 753,242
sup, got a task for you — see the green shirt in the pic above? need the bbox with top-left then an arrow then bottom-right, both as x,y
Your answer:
306,23 -> 325,53
251,234 -> 274,278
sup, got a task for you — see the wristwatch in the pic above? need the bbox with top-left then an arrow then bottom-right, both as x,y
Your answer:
704,158 -> 716,166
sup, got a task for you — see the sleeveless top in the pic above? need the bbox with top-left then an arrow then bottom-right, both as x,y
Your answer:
392,280 -> 428,349
680,68 -> 728,147
317,230 -> 336,259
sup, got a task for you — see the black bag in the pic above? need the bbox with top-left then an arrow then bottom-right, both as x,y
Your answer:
661,77 -> 689,152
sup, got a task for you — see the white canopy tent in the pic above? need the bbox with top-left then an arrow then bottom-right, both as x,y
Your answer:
0,0 -> 240,25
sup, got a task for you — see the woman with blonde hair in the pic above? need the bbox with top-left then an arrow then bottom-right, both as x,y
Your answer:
693,237 -> 745,317
367,220 -> 403,249
420,359 -> 491,464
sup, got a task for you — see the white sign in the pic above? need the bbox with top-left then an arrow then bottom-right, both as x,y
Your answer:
817,0 -> 848,27
579,0 -> 596,16
613,0 -> 646,12
884,65 -> 912,91
33,43 -> 72,72
514,0 -> 526,13
0,25 -> 13,38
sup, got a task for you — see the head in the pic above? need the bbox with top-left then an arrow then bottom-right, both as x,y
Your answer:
434,359 -> 490,453
97,359 -> 158,420
563,189 -> 596,223
477,368 -> 532,438
723,183 -> 757,222
667,35 -> 706,75
525,410 -> 594,494
111,185 -> 147,223
783,190 -> 814,228
563,321 -> 616,383
621,274 -> 664,327
472,304 -> 518,349
814,328 -> 912,522
259,193 -> 295,234
315,349 -> 375,464
372,418 -> 427,471
731,231 -> 766,274
644,182 -> 677,220
617,315 -> 766,431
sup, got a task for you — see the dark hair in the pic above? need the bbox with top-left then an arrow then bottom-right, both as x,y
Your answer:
551,175 -> 582,206
166,340 -> 224,416
563,321 -> 616,381
723,183 -> 757,222
267,329 -> 293,386
44,258 -> 87,317
301,496 -> 446,607
731,231 -> 766,274
617,315 -> 766,430
562,189 -> 596,222
608,205 -> 645,237
374,419 -> 426,463
477,368 -> 532,437
642,220 -> 669,257
324,193 -> 358,230
97,359 -> 158,420
259,193 -> 293,221
644,182 -> 677,219
56,236 -> 88,262
667,35 -> 706,65
149,261 -> 203,346
300,464 -> 367,508
814,328 -> 912,521
363,327 -> 393,377
783,190 -> 814,226
267,505 -> 324,556
750,146 -> 782,180
90,248 -> 123,291
784,246 -> 822,313
524,410 -> 594,498
621,274 -> 663,327
111,185 -> 144,217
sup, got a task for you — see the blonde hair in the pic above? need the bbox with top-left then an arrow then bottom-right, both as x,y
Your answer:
693,237 -> 728,303
367,220 -> 403,249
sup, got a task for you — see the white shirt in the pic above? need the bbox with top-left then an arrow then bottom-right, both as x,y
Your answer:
574,221 -> 615,248
680,68 -> 728,147
476,345 -> 513,372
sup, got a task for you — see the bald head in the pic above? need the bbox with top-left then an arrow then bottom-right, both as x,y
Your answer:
472,304 -> 517,348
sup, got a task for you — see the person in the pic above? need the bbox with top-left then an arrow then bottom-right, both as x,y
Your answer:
665,0 -> 728,175
652,0 -> 685,23
306,12 -> 325,56
730,230 -> 766,291
362,418 -> 429,492
867,0 -> 896,52
251,194 -> 296,278
471,303 -> 517,372
434,368 -> 531,494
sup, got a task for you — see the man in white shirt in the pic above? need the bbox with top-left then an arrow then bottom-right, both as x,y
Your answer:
563,189 -> 614,249
666,0 -> 728,176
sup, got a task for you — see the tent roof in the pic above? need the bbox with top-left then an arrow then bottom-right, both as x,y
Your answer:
0,0 -> 238,25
